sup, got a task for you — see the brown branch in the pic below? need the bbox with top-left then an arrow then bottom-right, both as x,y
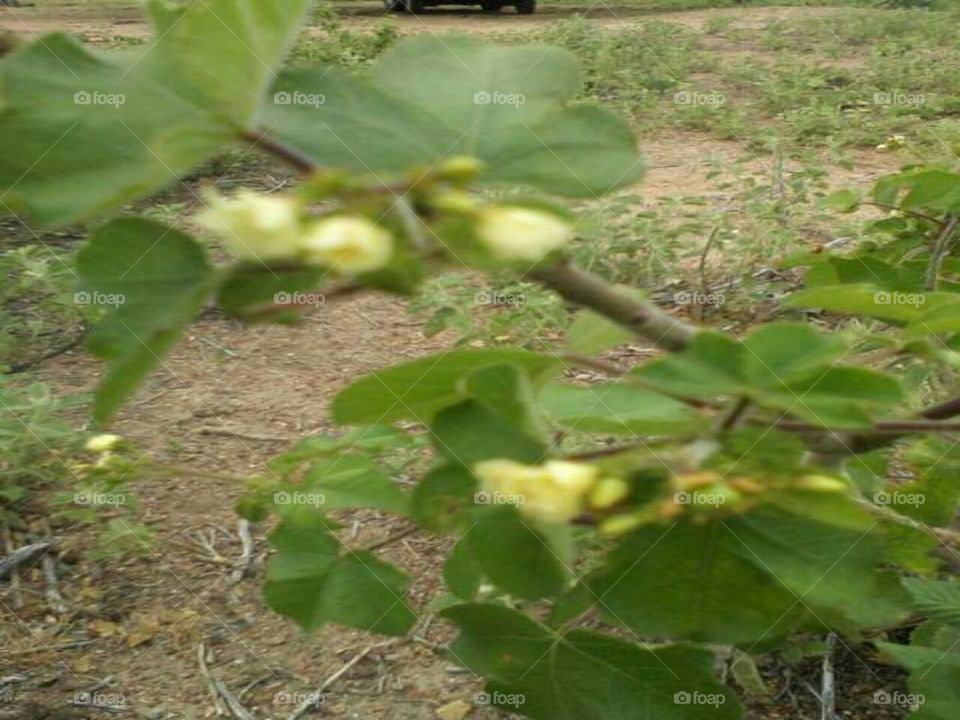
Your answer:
240,129 -> 318,174
529,261 -> 696,352
4,330 -> 87,374
920,395 -> 960,421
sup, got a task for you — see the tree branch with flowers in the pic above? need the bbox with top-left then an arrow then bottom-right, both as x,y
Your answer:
5,1 -> 960,717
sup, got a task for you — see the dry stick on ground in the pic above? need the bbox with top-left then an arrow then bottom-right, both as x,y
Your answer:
820,633 -> 838,720
196,643 -> 258,720
287,639 -> 398,720
32,524 -> 66,615
228,520 -> 255,585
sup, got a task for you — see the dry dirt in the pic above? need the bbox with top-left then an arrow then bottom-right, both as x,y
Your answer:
0,3 -> 914,720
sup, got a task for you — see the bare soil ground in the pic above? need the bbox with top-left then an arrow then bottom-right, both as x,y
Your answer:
0,2 -> 849,36
0,4 -> 914,719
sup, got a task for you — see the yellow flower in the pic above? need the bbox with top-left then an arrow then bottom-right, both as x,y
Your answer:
473,458 -> 598,524
475,206 -> 571,262
301,215 -> 393,274
196,190 -> 302,262
588,477 -> 631,509
84,434 -> 123,453
542,460 -> 597,493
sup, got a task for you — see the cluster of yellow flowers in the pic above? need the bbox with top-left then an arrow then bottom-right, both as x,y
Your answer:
197,192 -> 393,274
473,458 -> 630,524
876,134 -> 907,152
196,186 -> 572,273
69,433 -> 126,474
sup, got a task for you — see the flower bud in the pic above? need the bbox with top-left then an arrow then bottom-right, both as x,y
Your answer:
85,434 -> 123,454
475,206 -> 571,262
301,215 -> 393,274
430,190 -> 479,215
795,475 -> 848,493
196,190 -> 302,262
599,513 -> 645,537
435,155 -> 485,183
588,477 -> 630,510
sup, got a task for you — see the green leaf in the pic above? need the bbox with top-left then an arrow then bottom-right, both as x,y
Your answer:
143,0 -> 311,124
264,517 -> 416,636
411,463 -> 477,533
904,578 -> 960,626
632,324 -> 902,429
216,265 -> 326,320
584,494 -> 905,644
300,456 -> 409,514
464,363 -> 541,432
333,349 -> 559,425
431,400 -> 546,466
0,35 -> 228,225
901,170 -> 960,212
787,284 -> 954,324
740,323 -> 846,381
0,1 -> 308,226
269,425 -> 413,473
879,643 -> 960,720
465,505 -> 567,601
565,308 -> 633,355
77,219 -> 214,422
266,36 -> 644,198
443,603 -> 741,720
538,382 -> 697,435
444,537 -> 486,600
822,189 -> 862,213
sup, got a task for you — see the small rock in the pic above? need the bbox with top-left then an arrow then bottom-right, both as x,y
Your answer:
435,699 -> 471,720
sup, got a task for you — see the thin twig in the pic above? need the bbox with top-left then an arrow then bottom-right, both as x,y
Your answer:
821,633 -> 837,720
228,520 -> 255,585
240,129 -> 317,174
197,643 -> 226,716
287,640 -> 397,720
3,330 -> 87,374
35,526 -> 65,614
925,214 -> 959,290
362,526 -> 418,553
